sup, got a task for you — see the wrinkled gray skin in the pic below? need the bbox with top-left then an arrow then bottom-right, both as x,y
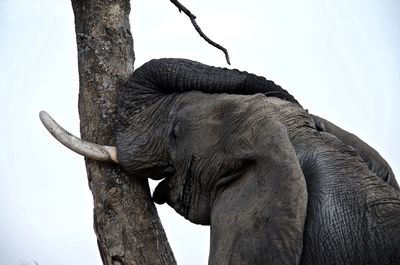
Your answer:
311,114 -> 399,189
116,59 -> 400,265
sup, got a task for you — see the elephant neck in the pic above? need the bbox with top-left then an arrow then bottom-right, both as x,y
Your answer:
290,127 -> 373,190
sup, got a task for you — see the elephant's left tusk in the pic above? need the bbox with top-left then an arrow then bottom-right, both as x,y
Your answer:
39,111 -> 119,163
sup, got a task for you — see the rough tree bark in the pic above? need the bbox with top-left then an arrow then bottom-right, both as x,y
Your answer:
70,1 -> 176,264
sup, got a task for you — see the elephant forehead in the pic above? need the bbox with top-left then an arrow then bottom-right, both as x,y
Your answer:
168,92 -> 283,155
170,92 -> 311,140
171,92 -> 268,121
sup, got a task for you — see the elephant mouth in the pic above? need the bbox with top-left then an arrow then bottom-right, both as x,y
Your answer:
145,165 -> 175,180
151,166 -> 176,203
151,161 -> 252,225
151,160 -> 251,206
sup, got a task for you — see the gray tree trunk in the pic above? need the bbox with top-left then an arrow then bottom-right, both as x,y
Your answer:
70,1 -> 176,264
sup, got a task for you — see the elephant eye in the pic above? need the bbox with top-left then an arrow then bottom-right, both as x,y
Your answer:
171,122 -> 181,140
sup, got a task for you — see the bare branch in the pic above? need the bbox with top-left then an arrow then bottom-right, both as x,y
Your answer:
169,0 -> 231,65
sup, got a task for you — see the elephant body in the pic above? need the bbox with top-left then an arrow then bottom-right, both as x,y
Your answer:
269,98 -> 400,264
115,58 -> 400,264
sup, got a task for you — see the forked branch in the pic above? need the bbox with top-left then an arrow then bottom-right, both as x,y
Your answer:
169,0 -> 231,65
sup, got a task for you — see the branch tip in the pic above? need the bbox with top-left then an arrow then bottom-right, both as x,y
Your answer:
169,0 -> 231,65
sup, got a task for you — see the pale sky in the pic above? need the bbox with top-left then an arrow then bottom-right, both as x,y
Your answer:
0,0 -> 399,264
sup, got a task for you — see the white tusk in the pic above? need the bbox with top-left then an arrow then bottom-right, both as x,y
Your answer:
39,111 -> 118,163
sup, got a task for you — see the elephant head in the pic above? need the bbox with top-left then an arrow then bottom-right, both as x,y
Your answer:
113,58 -> 299,180
41,58 -> 307,264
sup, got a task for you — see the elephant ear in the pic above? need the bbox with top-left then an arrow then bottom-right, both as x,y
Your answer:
208,119 -> 307,265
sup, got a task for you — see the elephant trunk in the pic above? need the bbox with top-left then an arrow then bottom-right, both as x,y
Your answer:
39,111 -> 118,163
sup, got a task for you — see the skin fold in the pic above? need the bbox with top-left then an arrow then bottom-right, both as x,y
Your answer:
115,58 -> 400,264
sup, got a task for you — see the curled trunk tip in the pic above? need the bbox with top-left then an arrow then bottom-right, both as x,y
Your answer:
39,111 -> 118,163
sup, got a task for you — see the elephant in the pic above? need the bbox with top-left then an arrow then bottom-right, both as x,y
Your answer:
40,58 -> 400,264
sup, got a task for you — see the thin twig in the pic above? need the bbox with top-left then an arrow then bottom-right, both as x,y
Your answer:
169,0 -> 231,65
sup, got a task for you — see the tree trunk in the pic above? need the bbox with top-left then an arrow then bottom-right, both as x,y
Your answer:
70,1 -> 176,264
